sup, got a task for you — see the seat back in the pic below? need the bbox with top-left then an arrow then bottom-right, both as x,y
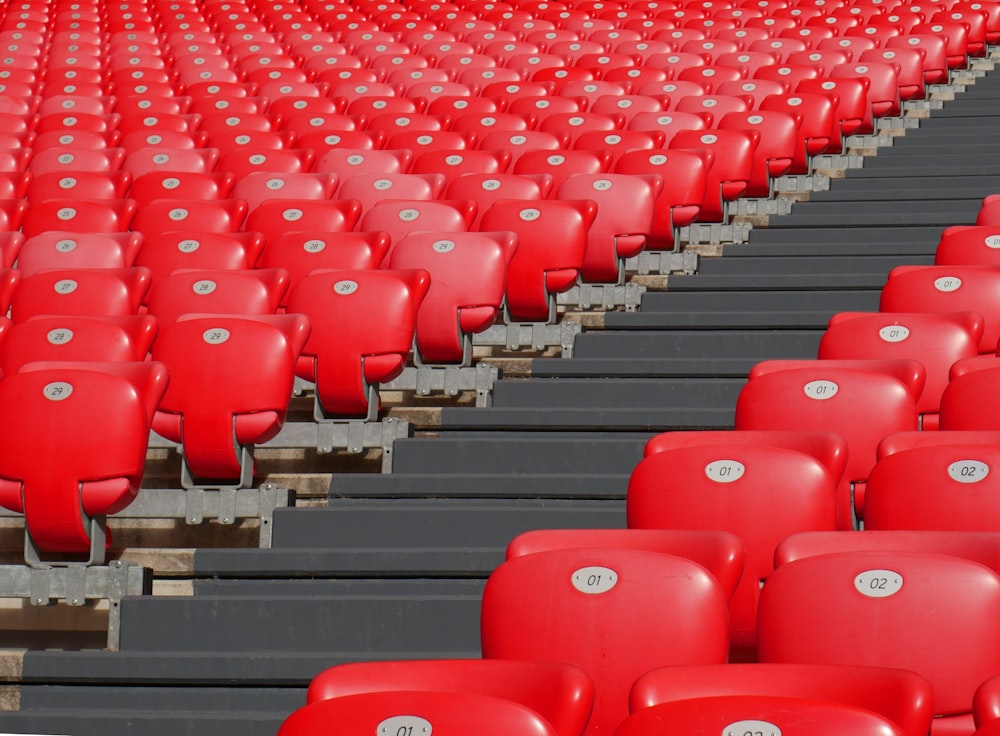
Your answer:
615,695 -> 906,736
144,268 -> 289,328
285,268 -> 430,419
735,359 -> 924,527
278,690 -> 559,736
305,659 -> 595,736
628,443 -> 839,654
758,550 -> 1000,724
0,362 -> 168,558
10,267 -> 151,324
479,199 -> 596,323
151,314 -> 309,483
385,231 -> 517,365
481,547 -> 729,736
629,663 -> 933,736
505,528 -> 745,603
819,311 -> 984,429
880,265 -> 1000,353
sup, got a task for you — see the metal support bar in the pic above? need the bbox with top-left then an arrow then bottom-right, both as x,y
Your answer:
679,221 -> 753,245
626,249 -> 699,276
266,418 -> 411,472
556,281 -> 646,311
382,363 -> 500,407
473,320 -> 582,358
0,561 -> 151,650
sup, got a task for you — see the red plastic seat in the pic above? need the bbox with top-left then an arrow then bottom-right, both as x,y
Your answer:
628,442 -> 840,656
216,148 -> 315,180
150,314 -> 310,484
128,171 -> 235,208
303,659 -> 594,736
443,172 -> 553,229
812,65 -> 879,131
26,148 -> 127,178
735,359 -> 924,527
133,232 -> 265,286
613,149 -> 710,250
479,199 -> 597,323
616,694 -> 907,736
819,311 -> 983,430
0,314 -> 158,377
719,109 -> 805,192
278,690 -> 560,736
978,195 -> 1000,226
505,528 -> 746,603
15,232 -> 142,277
880,265 -> 1000,354
0,362 -> 168,559
132,198 -> 248,238
630,660 -> 934,736
411,149 -> 511,186
21,199 -> 137,239
314,148 -> 413,178
555,173 -> 662,284
337,172 -> 445,216
285,268 -> 430,420
358,200 -> 475,245
481,547 -> 729,736
940,364 -> 1000,432
243,199 -> 363,243
9,267 -> 151,325
258,230 -> 391,295
144,268 -> 290,328
512,149 -> 613,191
669,128 -> 760,223
229,172 -> 338,211
758,550 -> 1000,736
384,231 -> 517,364
863,440 -> 1000,532
831,61 -> 903,118
936,225 -> 1000,265
122,147 -> 220,178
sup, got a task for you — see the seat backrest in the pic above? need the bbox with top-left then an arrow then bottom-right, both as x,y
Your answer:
144,268 -> 290,328
555,173 -> 662,284
131,198 -> 248,238
481,547 -> 729,736
0,314 -> 158,377
935,225 -> 1000,265
10,267 -> 152,324
384,231 -> 517,365
133,231 -> 265,286
735,359 -> 924,527
941,364 -> 1000,432
864,441 -> 1000,531
479,199 -> 596,323
505,528 -> 745,603
358,200 -> 474,245
336,172 -> 445,216
258,230 -> 390,293
229,172 -> 338,211
278,690 -> 560,736
243,199 -> 362,243
880,265 -> 1000,353
21,198 -> 138,238
305,659 -> 595,736
628,443 -> 839,654
615,694 -> 906,736
150,314 -> 309,483
758,550 -> 1000,723
16,232 -> 143,276
443,173 -> 553,229
0,362 -> 168,557
285,268 -> 430,420
818,311 -> 984,428
630,663 -> 933,736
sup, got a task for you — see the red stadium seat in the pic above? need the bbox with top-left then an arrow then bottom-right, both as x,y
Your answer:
150,314 -> 310,485
144,269 -> 290,328
384,231 -> 517,365
303,659 -> 594,736
481,547 -> 729,736
758,550 -> 1000,736
285,268 -> 430,420
0,362 -> 168,560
